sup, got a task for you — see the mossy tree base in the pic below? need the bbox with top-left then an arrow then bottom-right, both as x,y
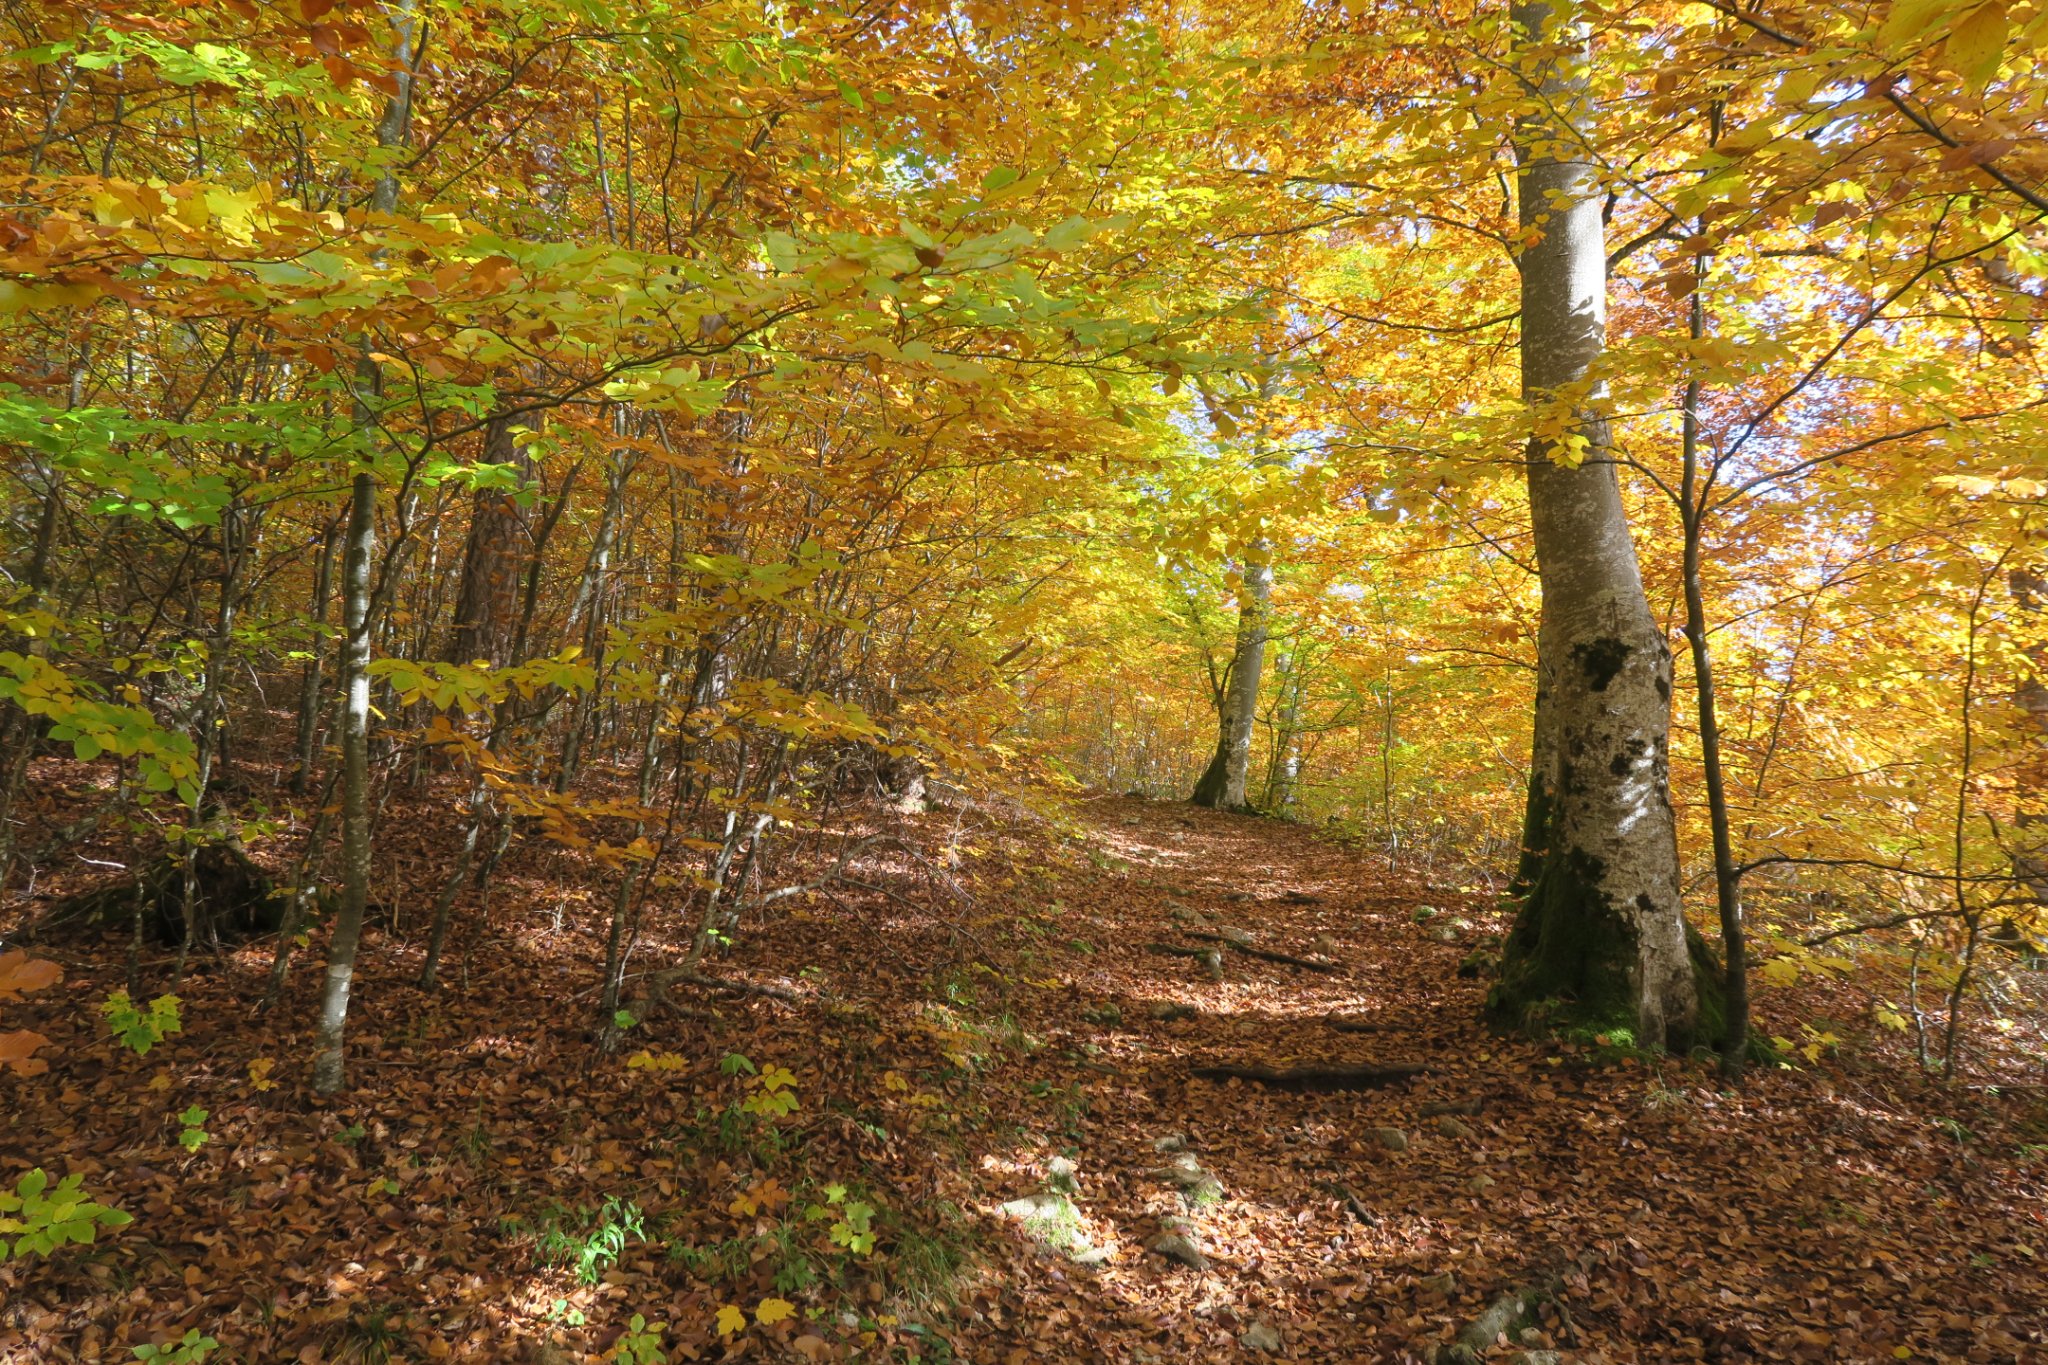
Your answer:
1482,875 -> 1769,1064
1487,848 -> 1728,1054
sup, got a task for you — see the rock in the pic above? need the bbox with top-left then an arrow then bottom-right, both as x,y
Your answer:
1046,1155 -> 1080,1193
999,1192 -> 1088,1255
1467,1173 -> 1497,1194
1153,1132 -> 1189,1153
1432,925 -> 1462,944
1149,1000 -> 1200,1021
1221,925 -> 1257,946
1150,1231 -> 1208,1271
1371,1126 -> 1409,1152
1240,1322 -> 1283,1352
1412,905 -> 1439,923
1420,1271 -> 1459,1296
1154,1153 -> 1225,1206
1071,1245 -> 1116,1267
1198,948 -> 1225,981
999,1192 -> 1069,1221
1437,1116 -> 1475,1140
1221,890 -> 1254,903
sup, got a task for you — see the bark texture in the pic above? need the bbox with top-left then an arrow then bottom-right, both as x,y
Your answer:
314,1 -> 414,1095
1191,542 -> 1272,810
1491,0 -> 1699,1049
446,412 -> 530,667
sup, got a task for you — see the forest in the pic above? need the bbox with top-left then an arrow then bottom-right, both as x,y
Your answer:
1,0 -> 2045,1360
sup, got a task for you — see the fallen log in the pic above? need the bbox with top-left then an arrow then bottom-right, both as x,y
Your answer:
1326,1016 -> 1393,1033
1188,1060 -> 1427,1091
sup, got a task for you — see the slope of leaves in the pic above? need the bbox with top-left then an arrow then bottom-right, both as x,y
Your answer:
3,769 -> 2044,1364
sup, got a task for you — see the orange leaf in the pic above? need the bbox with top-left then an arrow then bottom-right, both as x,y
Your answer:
0,949 -> 60,1002
0,1029 -> 52,1076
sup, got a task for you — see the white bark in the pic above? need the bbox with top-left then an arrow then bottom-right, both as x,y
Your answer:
1221,542 -> 1273,808
313,0 -> 416,1094
1507,0 -> 1696,1046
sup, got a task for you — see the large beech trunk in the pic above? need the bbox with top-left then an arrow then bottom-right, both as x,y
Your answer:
1491,0 -> 1700,1049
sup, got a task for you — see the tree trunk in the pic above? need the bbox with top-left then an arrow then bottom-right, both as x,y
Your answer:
2009,567 -> 2048,903
446,412 -> 529,667
1266,650 -> 1303,813
1191,542 -> 1272,810
291,517 -> 338,793
1677,251 -> 1749,1079
313,0 -> 415,1095
0,472 -> 63,899
1490,0 -> 1699,1050
556,443 -> 632,792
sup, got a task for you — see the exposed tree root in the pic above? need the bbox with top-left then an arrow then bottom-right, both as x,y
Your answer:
1183,929 -> 1340,972
1187,1060 -> 1427,1090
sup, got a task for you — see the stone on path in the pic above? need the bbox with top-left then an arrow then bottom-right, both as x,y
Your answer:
1371,1126 -> 1409,1152
1150,1231 -> 1208,1271
1240,1322 -> 1283,1352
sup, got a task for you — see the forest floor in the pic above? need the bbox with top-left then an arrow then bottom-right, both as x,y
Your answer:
4,783 -> 2048,1364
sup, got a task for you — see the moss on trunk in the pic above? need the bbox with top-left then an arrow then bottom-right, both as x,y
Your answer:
1488,843 -> 1641,1038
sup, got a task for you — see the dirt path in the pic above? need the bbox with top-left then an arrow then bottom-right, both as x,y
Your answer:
909,795 -> 2047,1364
4,790 -> 2046,1363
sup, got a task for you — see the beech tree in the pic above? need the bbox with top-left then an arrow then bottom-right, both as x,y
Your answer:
1484,0 -> 1701,1048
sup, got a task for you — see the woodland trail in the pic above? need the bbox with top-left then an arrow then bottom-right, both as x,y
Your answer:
5,790 -> 2047,1364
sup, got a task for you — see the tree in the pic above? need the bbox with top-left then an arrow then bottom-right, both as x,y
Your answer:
313,0 -> 417,1096
1488,0 -> 1700,1049
1191,538 -> 1272,810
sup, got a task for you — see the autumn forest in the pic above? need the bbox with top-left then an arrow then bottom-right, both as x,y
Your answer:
2,0 -> 2046,1361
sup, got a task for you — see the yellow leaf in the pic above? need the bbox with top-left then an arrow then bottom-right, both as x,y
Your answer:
1760,957 -> 1800,988
756,1297 -> 796,1326
1946,2 -> 2007,91
715,1304 -> 747,1337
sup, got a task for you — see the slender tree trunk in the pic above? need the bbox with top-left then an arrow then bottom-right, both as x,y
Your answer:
175,499 -> 254,983
0,473 -> 62,898
314,1 -> 415,1095
557,444 -> 632,792
292,517 -> 338,793
1191,542 -> 1272,809
1491,0 -> 1699,1049
2008,567 -> 2048,904
1677,259 -> 1748,1078
1266,651 -> 1302,813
